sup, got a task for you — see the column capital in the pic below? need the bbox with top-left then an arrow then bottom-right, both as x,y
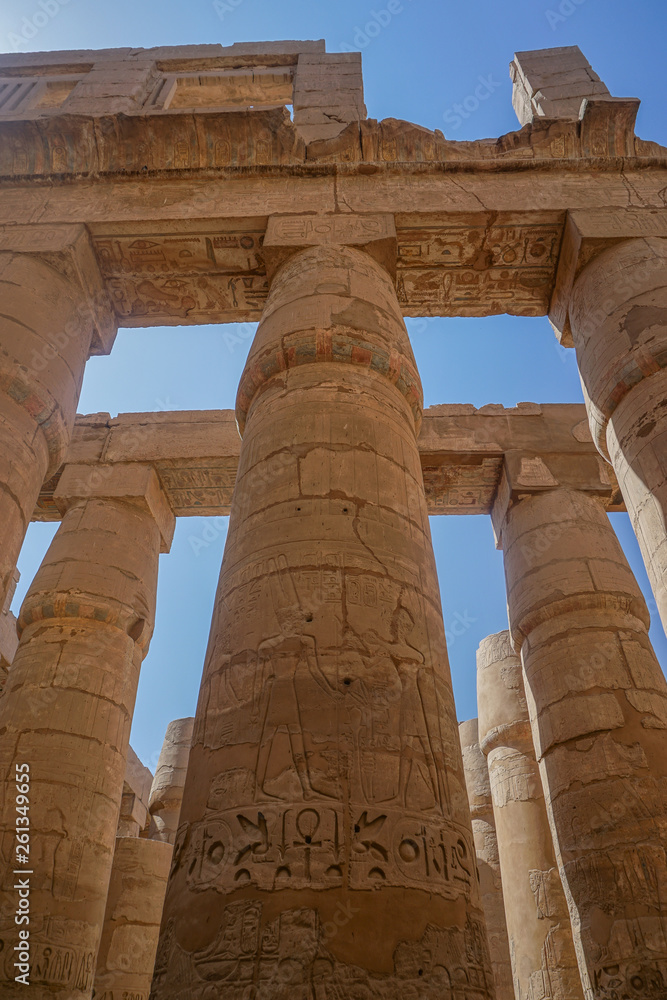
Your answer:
236,241 -> 422,434
0,222 -> 116,356
260,212 -> 397,281
54,461 -> 175,552
490,448 -> 618,547
549,212 -> 667,346
476,631 -> 535,758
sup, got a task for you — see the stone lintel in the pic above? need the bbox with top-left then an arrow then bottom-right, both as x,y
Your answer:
0,40 -> 326,72
490,447 -> 619,548
510,45 -> 611,125
54,461 -> 176,551
118,746 -> 154,837
32,404 -> 620,522
548,206 -> 667,345
0,223 -> 116,355
261,213 -> 397,279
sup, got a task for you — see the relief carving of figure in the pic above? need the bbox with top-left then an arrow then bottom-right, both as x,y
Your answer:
253,558 -> 339,801
366,606 -> 445,813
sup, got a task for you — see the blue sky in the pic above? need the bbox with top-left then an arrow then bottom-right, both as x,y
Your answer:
3,0 -> 665,768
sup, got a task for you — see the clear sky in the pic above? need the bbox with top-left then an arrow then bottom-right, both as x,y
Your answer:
3,0 -> 666,770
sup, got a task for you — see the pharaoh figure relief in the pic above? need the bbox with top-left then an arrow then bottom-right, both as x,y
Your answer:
152,245 -> 492,999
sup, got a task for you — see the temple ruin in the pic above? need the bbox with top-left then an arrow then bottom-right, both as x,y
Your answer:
0,37 -> 666,1000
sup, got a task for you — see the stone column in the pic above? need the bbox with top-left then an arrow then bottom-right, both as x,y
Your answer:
477,632 -> 583,1000
148,718 -> 194,845
0,462 -> 174,1000
0,570 -> 19,694
152,230 -> 494,998
0,225 -> 115,612
459,717 -> 514,1000
569,237 -> 667,633
94,837 -> 173,1000
497,484 -> 667,997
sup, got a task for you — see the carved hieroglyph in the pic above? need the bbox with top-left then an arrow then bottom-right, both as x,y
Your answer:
0,464 -> 173,1000
459,718 -> 514,1000
477,633 -> 583,1000
151,243 -> 493,999
500,488 -> 667,998
570,236 -> 667,636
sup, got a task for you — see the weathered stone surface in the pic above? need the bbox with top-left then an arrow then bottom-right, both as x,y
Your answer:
151,244 -> 492,998
459,718 -> 514,1000
570,236 -> 667,636
499,489 -> 667,996
511,45 -> 611,125
118,747 -> 154,838
94,837 -> 173,1000
0,225 -> 115,615
0,465 -> 173,999
0,569 -> 19,692
477,632 -> 583,1000
31,403 -> 619,522
148,718 -> 194,845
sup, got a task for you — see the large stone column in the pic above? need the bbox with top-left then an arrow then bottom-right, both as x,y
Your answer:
569,237 -> 667,633
0,462 -> 174,1000
94,837 -> 173,1000
477,632 -> 583,1000
497,484 -> 667,998
152,232 -> 493,998
148,718 -> 194,845
0,570 -> 19,695
0,225 -> 115,612
459,717 -> 514,1000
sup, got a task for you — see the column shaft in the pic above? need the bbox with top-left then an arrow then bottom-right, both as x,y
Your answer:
477,632 -> 583,1000
152,244 -> 493,998
148,718 -> 194,845
570,236 -> 667,633
459,718 -> 514,1000
0,468 -> 170,999
501,486 -> 667,997
94,837 -> 172,1000
0,245 -> 107,610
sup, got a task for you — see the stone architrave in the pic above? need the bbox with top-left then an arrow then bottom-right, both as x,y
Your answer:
148,718 -> 194,845
459,718 -> 514,1000
94,837 -> 173,1000
117,747 -> 154,839
477,633 -> 583,1000
0,462 -> 173,1000
569,237 -> 667,635
0,224 -> 115,613
151,232 -> 494,998
497,485 -> 667,997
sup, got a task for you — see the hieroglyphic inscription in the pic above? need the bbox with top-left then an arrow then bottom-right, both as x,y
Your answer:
83,218 -> 566,324
152,904 -> 492,1000
397,222 -> 562,317
92,229 -> 269,324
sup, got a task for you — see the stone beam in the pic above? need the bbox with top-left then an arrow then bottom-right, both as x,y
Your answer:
510,45 -> 611,124
32,403 -> 620,520
1,44 -> 665,325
